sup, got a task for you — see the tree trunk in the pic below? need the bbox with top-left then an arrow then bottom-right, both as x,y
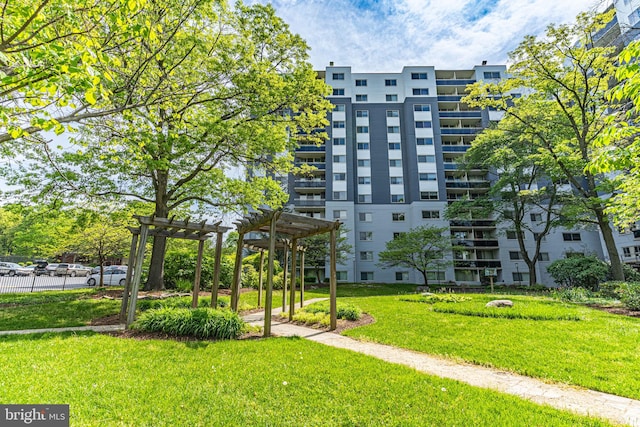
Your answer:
146,173 -> 169,291
314,267 -> 321,284
525,259 -> 537,287
596,208 -> 624,281
420,270 -> 429,287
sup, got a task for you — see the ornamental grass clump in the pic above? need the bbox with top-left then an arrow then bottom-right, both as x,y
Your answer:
132,307 -> 246,339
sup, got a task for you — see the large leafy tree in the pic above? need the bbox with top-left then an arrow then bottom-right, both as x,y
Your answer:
447,123 -> 564,286
302,231 -> 352,283
592,40 -> 640,226
463,11 -> 625,280
377,225 -> 453,286
0,0 -> 155,143
5,0 -> 332,290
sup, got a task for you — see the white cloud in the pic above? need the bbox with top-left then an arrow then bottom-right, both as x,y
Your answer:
254,0 -> 608,71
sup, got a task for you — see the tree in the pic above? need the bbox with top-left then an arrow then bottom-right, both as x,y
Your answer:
463,10 -> 625,281
447,118 -> 564,286
547,255 -> 609,290
302,231 -> 352,283
377,226 -> 453,286
592,40 -> 640,227
5,1 -> 332,290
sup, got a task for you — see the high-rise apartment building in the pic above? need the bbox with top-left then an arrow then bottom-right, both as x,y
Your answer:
288,65 -> 604,286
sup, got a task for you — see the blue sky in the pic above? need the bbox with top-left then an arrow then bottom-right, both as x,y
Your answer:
253,0 -> 607,72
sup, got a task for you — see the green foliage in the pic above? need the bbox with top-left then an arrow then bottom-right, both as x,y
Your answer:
400,294 -> 471,304
298,300 -> 362,321
137,296 -> 230,311
132,307 -> 246,339
377,225 -> 453,286
597,281 -> 640,311
302,231 -> 352,282
622,264 -> 640,282
547,255 -> 609,290
163,247 -> 216,290
551,287 -> 595,303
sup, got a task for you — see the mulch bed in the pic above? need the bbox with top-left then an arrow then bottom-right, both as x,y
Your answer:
589,305 -> 640,318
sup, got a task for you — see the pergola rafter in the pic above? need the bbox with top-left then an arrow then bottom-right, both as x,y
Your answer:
233,208 -> 340,336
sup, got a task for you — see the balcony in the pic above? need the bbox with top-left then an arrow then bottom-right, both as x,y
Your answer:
295,162 -> 326,170
441,146 -> 470,152
440,128 -> 481,135
293,199 -> 326,207
445,182 -> 490,189
436,79 -> 476,86
454,260 -> 501,268
438,111 -> 482,118
437,95 -> 463,102
294,180 -> 326,189
296,145 -> 325,152
454,239 -> 499,248
449,220 -> 496,228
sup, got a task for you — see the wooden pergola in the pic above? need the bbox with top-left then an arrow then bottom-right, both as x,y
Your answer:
233,208 -> 341,337
120,215 -> 231,326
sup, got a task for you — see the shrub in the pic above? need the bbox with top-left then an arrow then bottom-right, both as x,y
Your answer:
547,255 -> 609,291
242,265 -> 259,289
616,282 -> 640,311
137,296 -> 229,311
598,281 -> 624,299
621,264 -> 640,282
551,287 -> 594,303
133,307 -> 246,339
293,300 -> 363,321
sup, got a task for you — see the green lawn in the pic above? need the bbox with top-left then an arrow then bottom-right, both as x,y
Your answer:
0,332 -> 611,426
307,285 -> 640,400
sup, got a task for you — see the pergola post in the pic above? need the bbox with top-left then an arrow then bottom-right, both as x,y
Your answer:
211,231 -> 224,309
191,239 -> 205,308
264,213 -> 280,337
127,224 -> 149,328
329,226 -> 338,330
289,239 -> 298,321
282,243 -> 289,312
119,232 -> 139,322
300,248 -> 305,307
230,231 -> 245,311
257,250 -> 265,307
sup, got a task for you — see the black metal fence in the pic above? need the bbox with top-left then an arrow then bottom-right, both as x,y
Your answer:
0,275 -> 92,294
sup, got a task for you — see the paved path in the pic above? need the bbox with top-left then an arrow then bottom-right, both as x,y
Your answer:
2,300 -> 639,426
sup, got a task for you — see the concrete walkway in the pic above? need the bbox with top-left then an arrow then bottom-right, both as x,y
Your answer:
2,300 -> 639,426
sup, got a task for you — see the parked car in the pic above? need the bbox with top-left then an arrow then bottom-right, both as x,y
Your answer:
90,265 -> 128,275
55,263 -> 92,277
33,261 -> 49,276
87,268 -> 128,286
0,262 -> 32,276
44,263 -> 59,276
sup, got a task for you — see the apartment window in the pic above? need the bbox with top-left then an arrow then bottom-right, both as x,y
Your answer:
358,176 -> 371,184
563,233 -> 581,241
334,104 -> 345,112
333,155 -> 346,163
506,230 -> 524,239
332,73 -> 345,80
360,272 -> 374,281
333,121 -> 345,128
386,94 -> 398,102
416,137 -> 433,145
539,253 -> 550,261
332,88 -> 345,96
357,142 -> 370,150
414,104 -> 431,112
356,94 -> 368,101
393,232 -> 405,239
396,271 -> 409,281
358,194 -> 372,203
333,210 -> 347,219
513,272 -> 529,282
385,79 -> 397,86
391,194 -> 405,203
419,173 -> 437,181
417,155 -> 435,163
333,173 -> 346,181
356,110 -> 369,118
387,126 -> 400,134
332,138 -> 345,146
420,191 -> 438,200
509,251 -> 523,260
357,159 -> 370,167
411,72 -> 428,80
355,79 -> 367,86
359,231 -> 373,241
389,159 -> 402,167
422,210 -> 440,219
483,71 -> 500,79
388,143 -> 401,150
530,213 -> 542,222
390,176 -> 403,185
333,191 -> 346,200
533,232 -> 546,241
386,110 -> 399,117
356,126 -> 369,133
412,88 -> 429,95
392,213 -> 405,221
336,271 -> 348,281
359,212 -> 372,222
415,121 -> 432,128
360,251 -> 374,261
